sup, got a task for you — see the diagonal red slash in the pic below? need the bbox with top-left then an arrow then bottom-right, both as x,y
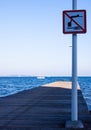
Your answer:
64,12 -> 84,31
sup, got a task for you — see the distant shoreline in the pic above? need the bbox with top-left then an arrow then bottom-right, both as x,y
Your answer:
0,76 -> 91,78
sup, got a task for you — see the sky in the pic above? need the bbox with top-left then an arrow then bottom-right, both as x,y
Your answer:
0,0 -> 91,76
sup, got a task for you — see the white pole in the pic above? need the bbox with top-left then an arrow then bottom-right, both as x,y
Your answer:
72,0 -> 78,121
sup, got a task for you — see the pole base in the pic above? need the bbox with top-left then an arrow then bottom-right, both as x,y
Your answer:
65,120 -> 84,128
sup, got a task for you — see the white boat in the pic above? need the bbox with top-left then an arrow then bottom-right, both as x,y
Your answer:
37,76 -> 45,79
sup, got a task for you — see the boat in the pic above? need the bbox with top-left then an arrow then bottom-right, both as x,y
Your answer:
37,76 -> 45,79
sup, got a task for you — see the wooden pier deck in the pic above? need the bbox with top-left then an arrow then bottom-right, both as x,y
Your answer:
0,81 -> 91,130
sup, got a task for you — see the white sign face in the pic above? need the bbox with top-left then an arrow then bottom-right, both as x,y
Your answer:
63,10 -> 86,34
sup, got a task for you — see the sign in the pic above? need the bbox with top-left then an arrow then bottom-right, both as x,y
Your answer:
63,10 -> 86,34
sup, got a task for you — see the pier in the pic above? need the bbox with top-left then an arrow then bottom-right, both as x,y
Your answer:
0,81 -> 91,129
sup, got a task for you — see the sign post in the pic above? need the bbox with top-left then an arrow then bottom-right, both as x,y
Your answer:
63,0 -> 86,128
72,0 -> 78,121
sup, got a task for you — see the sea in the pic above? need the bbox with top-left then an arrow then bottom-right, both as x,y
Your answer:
0,76 -> 91,110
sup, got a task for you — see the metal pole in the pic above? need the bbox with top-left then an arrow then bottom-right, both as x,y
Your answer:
72,0 -> 78,121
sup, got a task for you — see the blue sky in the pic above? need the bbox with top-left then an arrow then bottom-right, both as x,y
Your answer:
0,0 -> 91,76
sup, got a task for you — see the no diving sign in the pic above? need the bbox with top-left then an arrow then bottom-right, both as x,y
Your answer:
63,10 -> 86,34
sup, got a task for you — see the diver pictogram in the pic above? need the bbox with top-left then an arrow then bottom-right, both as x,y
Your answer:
63,10 -> 86,34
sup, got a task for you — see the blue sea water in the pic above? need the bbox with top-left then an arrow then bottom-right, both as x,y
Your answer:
0,76 -> 91,110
